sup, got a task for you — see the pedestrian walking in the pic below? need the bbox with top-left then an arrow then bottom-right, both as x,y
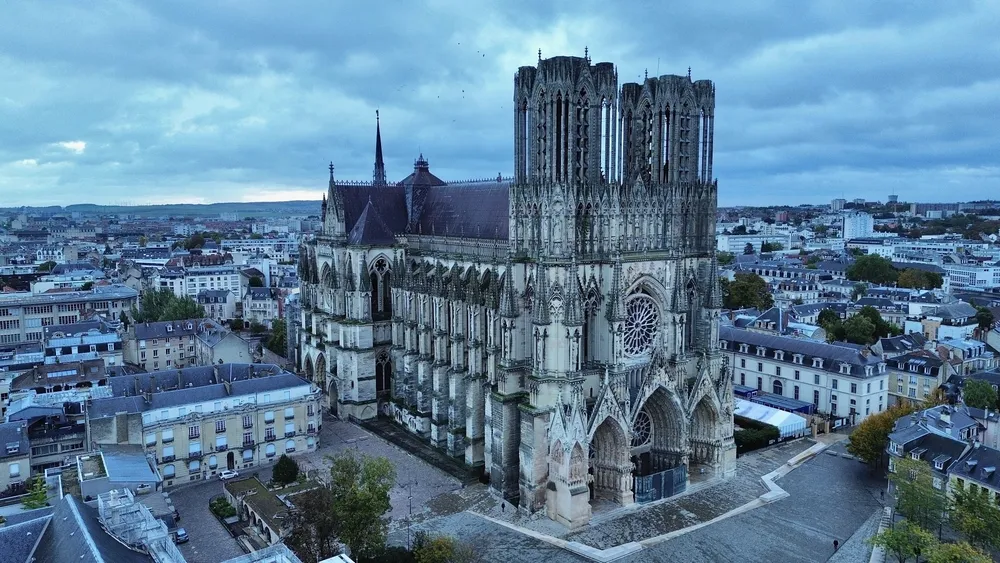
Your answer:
833,539 -> 839,551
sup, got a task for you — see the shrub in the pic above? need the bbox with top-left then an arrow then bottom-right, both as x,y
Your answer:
210,497 -> 238,519
733,416 -> 780,455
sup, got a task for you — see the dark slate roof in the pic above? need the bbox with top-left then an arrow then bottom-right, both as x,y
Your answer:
891,261 -> 946,274
31,495 -> 151,563
245,287 -> 278,301
50,262 -> 100,275
0,420 -> 30,460
348,198 -> 396,245
134,319 -> 199,340
891,404 -> 980,443
952,446 -> 1000,489
791,301 -> 848,317
0,513 -> 48,563
930,301 -> 978,321
90,364 -> 307,418
198,289 -> 234,301
855,297 -> 902,310
877,333 -> 927,354
720,325 -> 884,378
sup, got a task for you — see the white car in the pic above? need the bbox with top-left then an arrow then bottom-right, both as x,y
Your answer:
219,470 -> 239,480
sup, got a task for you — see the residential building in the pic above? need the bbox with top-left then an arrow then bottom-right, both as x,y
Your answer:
87,364 -> 323,487
125,319 -> 200,372
223,477 -> 295,545
885,350 -> 953,406
42,318 -> 124,366
950,445 -> 1000,504
849,298 -> 907,327
29,269 -> 106,294
8,395 -> 90,474
0,420 -> 29,495
195,323 -> 254,366
887,405 -> 976,491
944,261 -> 1000,291
842,211 -> 874,240
242,286 -> 281,328
720,325 -> 889,424
938,338 -> 997,375
0,285 -> 138,345
10,358 -> 112,395
871,333 -> 928,360
904,301 -> 980,341
36,244 -> 78,264
198,289 -> 238,322
153,265 -> 242,299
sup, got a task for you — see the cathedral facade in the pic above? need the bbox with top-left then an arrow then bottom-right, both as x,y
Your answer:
298,53 -> 736,527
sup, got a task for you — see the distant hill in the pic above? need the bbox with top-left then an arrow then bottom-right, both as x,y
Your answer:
1,200 -> 322,218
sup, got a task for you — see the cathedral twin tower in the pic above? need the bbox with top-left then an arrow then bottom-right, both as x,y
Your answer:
299,52 -> 735,529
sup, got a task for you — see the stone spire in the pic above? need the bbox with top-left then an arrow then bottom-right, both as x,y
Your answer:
606,255 -> 626,322
373,110 -> 386,186
500,257 -> 520,318
707,255 -> 722,309
321,193 -> 327,220
533,262 -> 550,325
344,256 -> 355,292
563,258 -> 584,326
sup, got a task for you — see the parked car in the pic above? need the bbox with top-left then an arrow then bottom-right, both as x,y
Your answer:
174,528 -> 189,544
219,470 -> 239,480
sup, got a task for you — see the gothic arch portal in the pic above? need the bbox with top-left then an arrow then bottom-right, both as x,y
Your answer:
638,386 -> 688,474
589,417 -> 633,505
303,354 -> 314,383
314,353 -> 327,393
689,394 -> 724,469
328,379 -> 339,417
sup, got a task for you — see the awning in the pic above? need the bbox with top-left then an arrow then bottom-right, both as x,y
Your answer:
735,398 -> 809,439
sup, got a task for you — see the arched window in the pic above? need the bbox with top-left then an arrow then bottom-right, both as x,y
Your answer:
208,455 -> 217,469
265,444 -> 276,458
370,258 -> 392,321
164,464 -> 175,478
375,350 -> 392,396
285,439 -> 296,453
773,380 -> 783,396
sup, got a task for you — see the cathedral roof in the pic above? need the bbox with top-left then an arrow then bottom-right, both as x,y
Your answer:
347,197 -> 396,245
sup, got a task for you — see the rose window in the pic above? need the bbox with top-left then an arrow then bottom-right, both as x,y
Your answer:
623,294 -> 660,356
632,410 -> 652,447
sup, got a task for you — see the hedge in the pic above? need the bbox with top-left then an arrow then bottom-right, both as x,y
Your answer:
733,415 -> 780,455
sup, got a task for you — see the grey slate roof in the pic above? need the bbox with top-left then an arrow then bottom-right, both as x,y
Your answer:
90,364 -> 307,418
876,333 -> 927,354
0,420 -> 30,460
31,495 -> 151,563
952,445 -> 1000,489
134,319 -> 200,340
245,287 -> 279,301
0,514 -> 49,563
720,325 -> 884,378
929,301 -> 978,321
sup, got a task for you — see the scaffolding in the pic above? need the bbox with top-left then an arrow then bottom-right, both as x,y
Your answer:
97,489 -> 186,562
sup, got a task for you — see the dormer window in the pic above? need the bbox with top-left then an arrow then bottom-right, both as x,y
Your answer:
792,354 -> 804,365
774,350 -> 784,361
813,358 -> 823,368
889,441 -> 900,455
756,346 -> 766,357
840,364 -> 851,375
739,344 -> 749,354
865,366 -> 873,377
720,341 -> 728,350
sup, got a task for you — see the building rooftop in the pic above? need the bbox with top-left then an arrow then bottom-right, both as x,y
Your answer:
225,476 -> 291,535
720,325 -> 884,377
78,452 -> 108,480
0,420 -> 30,460
952,445 -> 1000,489
134,319 -> 202,340
0,284 -> 138,306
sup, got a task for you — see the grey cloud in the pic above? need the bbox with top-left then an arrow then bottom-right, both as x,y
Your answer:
1,0 -> 998,207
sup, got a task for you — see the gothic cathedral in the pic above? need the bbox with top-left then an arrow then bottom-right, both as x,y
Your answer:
298,53 -> 736,528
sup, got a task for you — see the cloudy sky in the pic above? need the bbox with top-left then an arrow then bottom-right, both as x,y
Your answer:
2,0 -> 998,208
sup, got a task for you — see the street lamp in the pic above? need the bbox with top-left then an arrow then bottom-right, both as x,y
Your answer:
406,481 -> 417,550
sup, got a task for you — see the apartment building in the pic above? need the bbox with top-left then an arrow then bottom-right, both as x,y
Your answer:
950,445 -> 1000,504
886,350 -> 953,406
0,421 -> 30,495
720,325 -> 889,425
0,285 -> 138,345
887,405 -> 975,490
42,319 -> 124,367
242,287 -> 281,328
154,265 -> 242,299
87,364 -> 322,486
221,238 -> 295,263
195,324 -> 253,366
944,261 -> 1000,291
904,301 -> 980,341
197,289 -> 238,322
5,391 -> 92,474
125,320 -> 200,372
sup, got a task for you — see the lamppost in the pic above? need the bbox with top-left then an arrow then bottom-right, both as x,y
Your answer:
406,481 -> 416,550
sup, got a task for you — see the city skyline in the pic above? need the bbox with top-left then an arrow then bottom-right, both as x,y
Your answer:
2,1 -> 999,207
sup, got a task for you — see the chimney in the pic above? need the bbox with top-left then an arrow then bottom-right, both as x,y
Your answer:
213,365 -> 219,384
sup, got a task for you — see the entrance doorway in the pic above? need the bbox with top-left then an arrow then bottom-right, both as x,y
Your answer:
227,451 -> 235,470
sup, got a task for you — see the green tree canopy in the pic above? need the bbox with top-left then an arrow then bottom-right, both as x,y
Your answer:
855,306 -> 903,341
743,242 -> 755,255
286,485 -> 341,562
21,476 -> 49,509
949,486 -> 1000,552
248,276 -> 264,287
926,541 -> 992,563
717,251 -> 735,266
760,242 -> 784,252
847,403 -> 915,467
962,379 -> 999,410
273,454 -> 300,486
328,450 -> 396,560
897,268 -> 944,290
266,319 -> 287,357
975,306 -> 995,331
722,273 -> 774,311
868,519 -> 937,563
131,289 -> 207,323
842,314 -> 876,345
891,457 -> 948,532
37,260 -> 57,272
847,254 -> 898,285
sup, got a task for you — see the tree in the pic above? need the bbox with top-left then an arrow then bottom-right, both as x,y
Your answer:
328,450 -> 396,560
286,485 -> 341,562
856,306 -> 902,341
949,487 -> 1000,551
962,379 -> 999,410
273,454 -> 300,486
892,457 -> 948,532
723,273 -> 773,311
139,235 -> 148,247
847,254 -> 898,286
817,309 -> 842,329
760,242 -> 784,252
851,282 -> 868,301
80,281 -> 94,291
897,268 -> 928,289
975,306 -> 994,331
248,276 -> 265,288
266,319 -> 288,357
412,533 -> 481,563
717,251 -> 735,266
732,224 -> 748,235
842,314 -> 876,345
131,289 -> 206,323
37,260 -> 56,272
847,403 -> 914,467
926,541 -> 991,563
743,242 -> 755,255
21,476 -> 49,509
868,519 -> 936,563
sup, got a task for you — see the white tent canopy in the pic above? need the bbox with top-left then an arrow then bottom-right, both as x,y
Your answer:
734,398 -> 809,439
